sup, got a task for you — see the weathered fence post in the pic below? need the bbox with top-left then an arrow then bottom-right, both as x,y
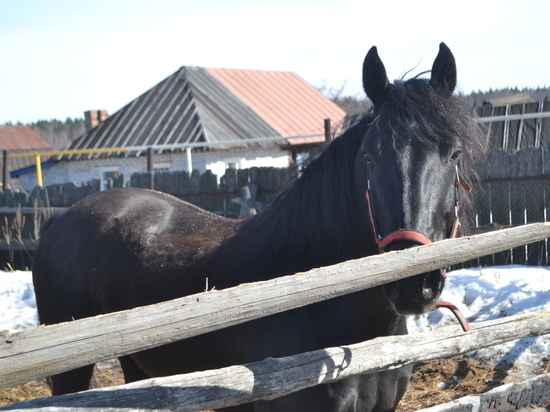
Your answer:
147,148 -> 154,189
324,118 -> 332,142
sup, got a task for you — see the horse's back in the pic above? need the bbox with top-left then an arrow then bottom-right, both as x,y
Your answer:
33,187 -> 238,322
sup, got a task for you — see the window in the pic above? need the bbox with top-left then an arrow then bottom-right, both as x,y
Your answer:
224,158 -> 241,170
99,167 -> 120,190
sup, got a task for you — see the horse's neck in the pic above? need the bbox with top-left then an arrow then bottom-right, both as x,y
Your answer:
211,137 -> 372,281
231,199 -> 369,281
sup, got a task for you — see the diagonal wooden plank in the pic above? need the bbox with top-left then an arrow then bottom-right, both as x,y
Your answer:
1,312 -> 549,411
1,223 -> 549,390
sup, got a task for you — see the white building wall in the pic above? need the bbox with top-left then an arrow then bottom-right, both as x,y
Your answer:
19,146 -> 291,192
199,146 -> 290,180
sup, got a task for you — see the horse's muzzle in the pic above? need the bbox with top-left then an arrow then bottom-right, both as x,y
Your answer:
383,269 -> 446,315
381,237 -> 445,315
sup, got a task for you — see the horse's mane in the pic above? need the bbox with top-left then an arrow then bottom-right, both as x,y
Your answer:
236,77 -> 486,275
238,114 -> 374,273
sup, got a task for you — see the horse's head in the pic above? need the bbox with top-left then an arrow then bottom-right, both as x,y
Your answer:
354,43 -> 481,315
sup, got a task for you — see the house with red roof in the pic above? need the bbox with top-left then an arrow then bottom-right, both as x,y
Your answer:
0,125 -> 52,189
18,67 -> 346,191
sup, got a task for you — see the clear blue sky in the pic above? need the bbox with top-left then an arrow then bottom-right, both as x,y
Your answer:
1,0 -> 549,124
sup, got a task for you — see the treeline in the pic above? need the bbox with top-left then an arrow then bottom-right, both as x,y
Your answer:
323,86 -> 550,114
1,118 -> 86,150
27,118 -> 85,150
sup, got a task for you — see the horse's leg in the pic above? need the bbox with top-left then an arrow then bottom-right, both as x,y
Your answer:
50,365 -> 95,396
33,255 -> 101,395
36,300 -> 99,395
369,365 -> 413,412
118,355 -> 151,383
390,365 -> 413,411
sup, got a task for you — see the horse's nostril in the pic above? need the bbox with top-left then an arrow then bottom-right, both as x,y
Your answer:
422,287 -> 436,300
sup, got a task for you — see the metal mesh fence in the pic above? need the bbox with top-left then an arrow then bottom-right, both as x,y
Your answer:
456,177 -> 550,269
465,106 -> 550,267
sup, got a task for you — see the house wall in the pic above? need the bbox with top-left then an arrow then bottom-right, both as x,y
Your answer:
18,146 -> 291,192
203,146 -> 290,180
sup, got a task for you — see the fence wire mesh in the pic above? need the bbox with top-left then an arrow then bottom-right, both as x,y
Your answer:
456,177 -> 550,269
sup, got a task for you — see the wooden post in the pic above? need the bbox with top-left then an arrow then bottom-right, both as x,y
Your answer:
147,148 -> 154,190
2,312 -> 549,411
324,118 -> 332,142
503,104 -> 510,149
146,148 -> 154,172
2,150 -> 8,191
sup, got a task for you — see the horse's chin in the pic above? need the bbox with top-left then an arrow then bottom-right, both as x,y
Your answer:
383,269 -> 445,315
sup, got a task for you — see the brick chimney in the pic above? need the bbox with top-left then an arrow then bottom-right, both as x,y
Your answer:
84,110 -> 109,131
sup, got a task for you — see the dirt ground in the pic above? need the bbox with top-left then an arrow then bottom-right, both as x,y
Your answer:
1,356 -> 549,410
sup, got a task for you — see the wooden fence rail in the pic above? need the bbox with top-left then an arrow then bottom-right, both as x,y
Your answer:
416,372 -> 550,412
1,223 -> 550,391
1,312 -> 549,411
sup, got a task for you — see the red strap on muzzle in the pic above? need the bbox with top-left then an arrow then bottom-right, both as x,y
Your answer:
365,189 -> 434,251
378,229 -> 432,250
365,165 -> 468,251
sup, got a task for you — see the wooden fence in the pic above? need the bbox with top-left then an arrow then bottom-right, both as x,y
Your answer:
0,167 -> 295,212
2,313 -> 549,412
458,147 -> 550,268
1,224 -> 550,411
0,167 -> 295,269
130,166 -> 297,217
417,372 -> 550,412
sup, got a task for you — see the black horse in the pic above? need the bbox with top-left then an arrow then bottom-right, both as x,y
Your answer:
33,43 -> 484,411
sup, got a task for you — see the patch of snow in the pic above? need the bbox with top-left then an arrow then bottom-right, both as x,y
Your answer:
0,271 -> 39,333
408,266 -> 550,380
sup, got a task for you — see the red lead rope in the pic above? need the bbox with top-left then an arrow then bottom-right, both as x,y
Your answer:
435,302 -> 471,332
366,165 -> 472,332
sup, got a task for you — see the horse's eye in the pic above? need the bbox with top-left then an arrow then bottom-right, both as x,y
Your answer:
363,153 -> 374,163
450,150 -> 462,162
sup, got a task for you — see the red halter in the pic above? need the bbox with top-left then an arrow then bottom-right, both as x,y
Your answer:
365,165 -> 471,251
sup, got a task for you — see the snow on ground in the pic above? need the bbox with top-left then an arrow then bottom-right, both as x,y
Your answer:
0,271 -> 38,333
407,265 -> 550,380
1,266 -> 549,380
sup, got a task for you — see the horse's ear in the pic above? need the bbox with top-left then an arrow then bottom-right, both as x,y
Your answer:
430,42 -> 457,96
363,46 -> 390,106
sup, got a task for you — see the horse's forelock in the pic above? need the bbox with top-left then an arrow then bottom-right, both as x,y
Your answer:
379,78 -> 487,233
